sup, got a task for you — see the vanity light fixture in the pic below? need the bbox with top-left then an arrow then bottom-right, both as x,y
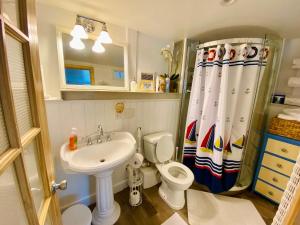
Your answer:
70,15 -> 112,52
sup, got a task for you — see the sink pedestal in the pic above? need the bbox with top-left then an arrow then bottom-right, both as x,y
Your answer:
92,170 -> 120,225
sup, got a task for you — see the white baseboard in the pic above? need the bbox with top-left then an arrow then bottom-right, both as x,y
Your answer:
60,179 -> 128,211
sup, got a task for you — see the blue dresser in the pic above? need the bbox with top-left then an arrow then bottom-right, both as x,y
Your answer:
253,133 -> 300,203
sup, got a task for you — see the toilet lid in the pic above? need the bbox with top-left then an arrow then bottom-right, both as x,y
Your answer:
62,204 -> 92,225
156,135 -> 174,163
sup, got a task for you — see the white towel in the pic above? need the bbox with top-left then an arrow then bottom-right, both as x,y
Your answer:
285,97 -> 300,106
288,77 -> 300,88
282,108 -> 300,117
278,114 -> 300,122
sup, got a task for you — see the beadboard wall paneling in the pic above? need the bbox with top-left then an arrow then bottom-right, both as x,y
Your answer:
45,99 -> 180,208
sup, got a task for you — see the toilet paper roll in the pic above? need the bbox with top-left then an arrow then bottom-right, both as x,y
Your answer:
288,77 -> 300,88
129,153 -> 144,168
130,190 -> 141,206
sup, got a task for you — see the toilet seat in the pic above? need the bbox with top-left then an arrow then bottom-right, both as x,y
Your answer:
159,161 -> 194,186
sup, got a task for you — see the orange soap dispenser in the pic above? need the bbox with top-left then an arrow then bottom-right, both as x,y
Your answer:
69,128 -> 78,151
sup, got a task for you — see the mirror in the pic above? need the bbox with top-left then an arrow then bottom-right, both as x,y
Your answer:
58,31 -> 129,91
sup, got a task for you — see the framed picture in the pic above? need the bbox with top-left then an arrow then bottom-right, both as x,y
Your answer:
272,94 -> 285,104
139,72 -> 155,91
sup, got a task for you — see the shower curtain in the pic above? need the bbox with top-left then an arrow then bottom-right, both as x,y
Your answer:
183,39 -> 269,193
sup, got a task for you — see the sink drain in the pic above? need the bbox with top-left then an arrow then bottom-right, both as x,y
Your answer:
99,159 -> 105,163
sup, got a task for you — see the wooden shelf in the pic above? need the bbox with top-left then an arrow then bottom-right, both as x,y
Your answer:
61,90 -> 181,100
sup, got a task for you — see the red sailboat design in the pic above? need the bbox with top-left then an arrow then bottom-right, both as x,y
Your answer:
200,124 -> 215,153
185,120 -> 197,144
224,141 -> 232,155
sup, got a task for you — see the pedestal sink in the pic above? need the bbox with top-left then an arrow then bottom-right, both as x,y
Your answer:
60,132 -> 136,225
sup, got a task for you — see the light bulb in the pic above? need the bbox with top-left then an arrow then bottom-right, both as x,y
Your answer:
92,40 -> 105,53
97,24 -> 112,44
70,24 -> 88,39
69,37 -> 85,50
97,30 -> 112,44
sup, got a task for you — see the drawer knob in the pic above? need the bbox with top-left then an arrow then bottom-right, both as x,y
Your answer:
268,191 -> 274,196
272,177 -> 278,182
281,148 -> 288,153
276,163 -> 283,169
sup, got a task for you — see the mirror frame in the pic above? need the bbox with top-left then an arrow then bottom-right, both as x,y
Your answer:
56,27 -> 129,92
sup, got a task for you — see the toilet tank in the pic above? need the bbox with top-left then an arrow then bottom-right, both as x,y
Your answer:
143,132 -> 173,163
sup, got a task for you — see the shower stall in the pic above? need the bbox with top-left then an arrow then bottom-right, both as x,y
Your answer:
176,35 -> 283,193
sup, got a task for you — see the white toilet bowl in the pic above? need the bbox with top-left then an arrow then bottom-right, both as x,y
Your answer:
143,132 -> 195,210
157,161 -> 194,210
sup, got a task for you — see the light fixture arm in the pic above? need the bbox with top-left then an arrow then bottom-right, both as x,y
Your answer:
77,14 -> 106,26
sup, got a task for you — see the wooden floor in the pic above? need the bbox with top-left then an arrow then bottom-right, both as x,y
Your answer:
89,184 -> 278,225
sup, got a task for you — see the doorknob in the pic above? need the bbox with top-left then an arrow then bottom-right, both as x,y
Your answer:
51,180 -> 67,193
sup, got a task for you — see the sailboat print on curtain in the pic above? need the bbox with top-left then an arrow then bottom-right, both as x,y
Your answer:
183,120 -> 198,160
232,135 -> 245,149
183,49 -> 206,169
199,124 -> 215,153
183,39 -> 269,193
186,120 -> 197,144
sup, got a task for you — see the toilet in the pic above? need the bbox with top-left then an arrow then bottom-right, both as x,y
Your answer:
62,204 -> 92,225
143,132 -> 194,210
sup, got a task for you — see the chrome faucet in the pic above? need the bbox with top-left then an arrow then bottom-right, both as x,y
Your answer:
96,124 -> 104,143
87,137 -> 93,145
83,124 -> 111,145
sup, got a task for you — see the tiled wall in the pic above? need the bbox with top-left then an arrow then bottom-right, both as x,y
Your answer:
45,99 -> 180,208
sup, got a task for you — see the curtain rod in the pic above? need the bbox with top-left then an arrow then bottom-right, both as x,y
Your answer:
196,38 -> 265,49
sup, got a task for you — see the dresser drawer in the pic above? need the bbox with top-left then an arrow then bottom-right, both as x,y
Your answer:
262,153 -> 294,176
258,167 -> 289,190
255,180 -> 283,203
266,138 -> 300,161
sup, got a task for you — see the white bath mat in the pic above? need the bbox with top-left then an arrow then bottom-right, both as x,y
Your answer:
187,189 -> 266,225
161,213 -> 188,225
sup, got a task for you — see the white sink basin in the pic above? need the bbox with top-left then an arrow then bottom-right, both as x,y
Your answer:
60,132 -> 136,174
60,131 -> 136,225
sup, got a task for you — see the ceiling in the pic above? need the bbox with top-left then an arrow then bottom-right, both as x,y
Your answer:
39,0 -> 300,41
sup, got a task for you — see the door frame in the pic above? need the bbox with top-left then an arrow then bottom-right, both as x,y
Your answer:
0,0 -> 62,224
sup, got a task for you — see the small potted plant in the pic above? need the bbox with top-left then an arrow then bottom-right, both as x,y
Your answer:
160,45 -> 180,93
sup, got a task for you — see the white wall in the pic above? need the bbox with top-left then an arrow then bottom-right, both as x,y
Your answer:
46,99 -> 180,209
275,38 -> 300,97
37,3 -> 170,99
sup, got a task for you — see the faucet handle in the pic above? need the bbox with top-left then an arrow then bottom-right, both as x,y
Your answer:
87,137 -> 93,145
98,124 -> 104,136
106,134 -> 112,142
